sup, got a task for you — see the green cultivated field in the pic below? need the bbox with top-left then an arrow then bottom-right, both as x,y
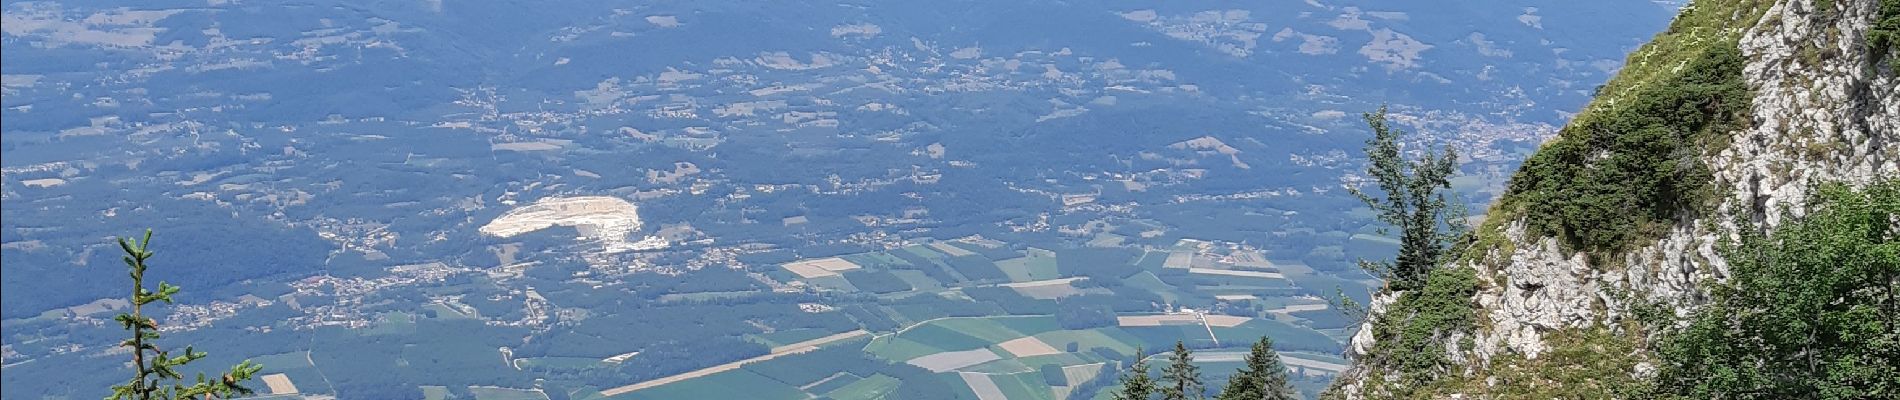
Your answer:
1123,271 -> 1180,303
365,311 -> 418,335
1212,319 -> 1338,352
900,244 -> 948,259
989,316 -> 1061,336
961,357 -> 1034,374
989,371 -> 1056,400
470,386 -> 550,400
842,252 -> 911,268
1122,325 -> 1216,348
805,373 -> 863,394
805,275 -> 859,291
890,269 -> 946,291
656,291 -> 757,303
1033,329 -> 1143,357
515,356 -> 608,372
824,374 -> 901,400
994,254 -> 1059,282
246,237 -> 1354,400
615,369 -> 806,400
421,303 -> 475,320
422,386 -> 453,400
866,325 -> 991,361
933,317 -> 1040,342
249,351 -> 335,396
1133,250 -> 1168,270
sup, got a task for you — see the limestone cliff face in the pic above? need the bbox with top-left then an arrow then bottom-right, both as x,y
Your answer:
1333,0 -> 1897,397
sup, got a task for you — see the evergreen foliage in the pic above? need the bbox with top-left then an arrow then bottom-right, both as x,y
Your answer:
1652,180 -> 1900,399
1504,29 -> 1751,255
105,230 -> 263,400
1347,106 -> 1466,291
1361,267 -> 1481,395
1871,0 -> 1900,66
1114,346 -> 1157,400
1215,337 -> 1298,400
1333,106 -> 1484,396
1160,341 -> 1206,400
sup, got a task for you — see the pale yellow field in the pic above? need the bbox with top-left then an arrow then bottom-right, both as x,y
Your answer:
1202,315 -> 1249,327
1117,314 -> 1201,326
1280,354 -> 1349,373
783,263 -> 837,278
996,336 -> 1062,357
1268,303 -> 1330,314
260,373 -> 299,395
906,348 -> 1001,373
804,257 -> 863,272
1001,278 -> 1084,299
782,257 -> 861,278
1187,268 -> 1285,280
1116,314 -> 1249,328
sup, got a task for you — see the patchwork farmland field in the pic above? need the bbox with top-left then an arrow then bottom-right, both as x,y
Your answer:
1032,329 -> 1144,357
781,257 -> 862,278
610,369 -> 806,400
928,242 -> 977,257
994,253 -> 1060,282
984,371 -> 1055,400
804,373 -> 862,393
1001,278 -> 1086,299
260,373 -> 299,396
996,336 -> 1062,357
601,330 -> 868,397
908,348 -> 1004,372
305,236 -> 1362,400
1187,268 -> 1286,280
1116,314 -> 1204,327
824,374 -> 902,400
959,372 -> 1008,400
247,351 -> 333,397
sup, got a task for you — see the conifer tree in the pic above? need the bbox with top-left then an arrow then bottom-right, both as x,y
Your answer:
1114,346 -> 1156,400
1160,340 -> 1204,400
1216,337 -> 1297,400
105,230 -> 262,400
1347,105 -> 1464,291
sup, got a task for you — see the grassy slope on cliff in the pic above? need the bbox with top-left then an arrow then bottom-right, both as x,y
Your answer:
1329,0 -> 1771,397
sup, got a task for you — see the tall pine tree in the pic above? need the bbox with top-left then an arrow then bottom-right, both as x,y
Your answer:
1216,337 -> 1297,400
1160,341 -> 1205,400
1114,346 -> 1156,400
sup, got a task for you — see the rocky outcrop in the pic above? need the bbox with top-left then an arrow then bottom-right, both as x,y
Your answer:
1333,0 -> 1897,397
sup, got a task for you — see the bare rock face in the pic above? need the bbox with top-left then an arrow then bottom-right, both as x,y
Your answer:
1479,0 -> 1900,360
1334,0 -> 1898,397
1470,221 -> 1604,361
1630,0 -> 1899,318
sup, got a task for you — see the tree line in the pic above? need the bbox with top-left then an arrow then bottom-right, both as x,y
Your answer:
1108,337 -> 1300,400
